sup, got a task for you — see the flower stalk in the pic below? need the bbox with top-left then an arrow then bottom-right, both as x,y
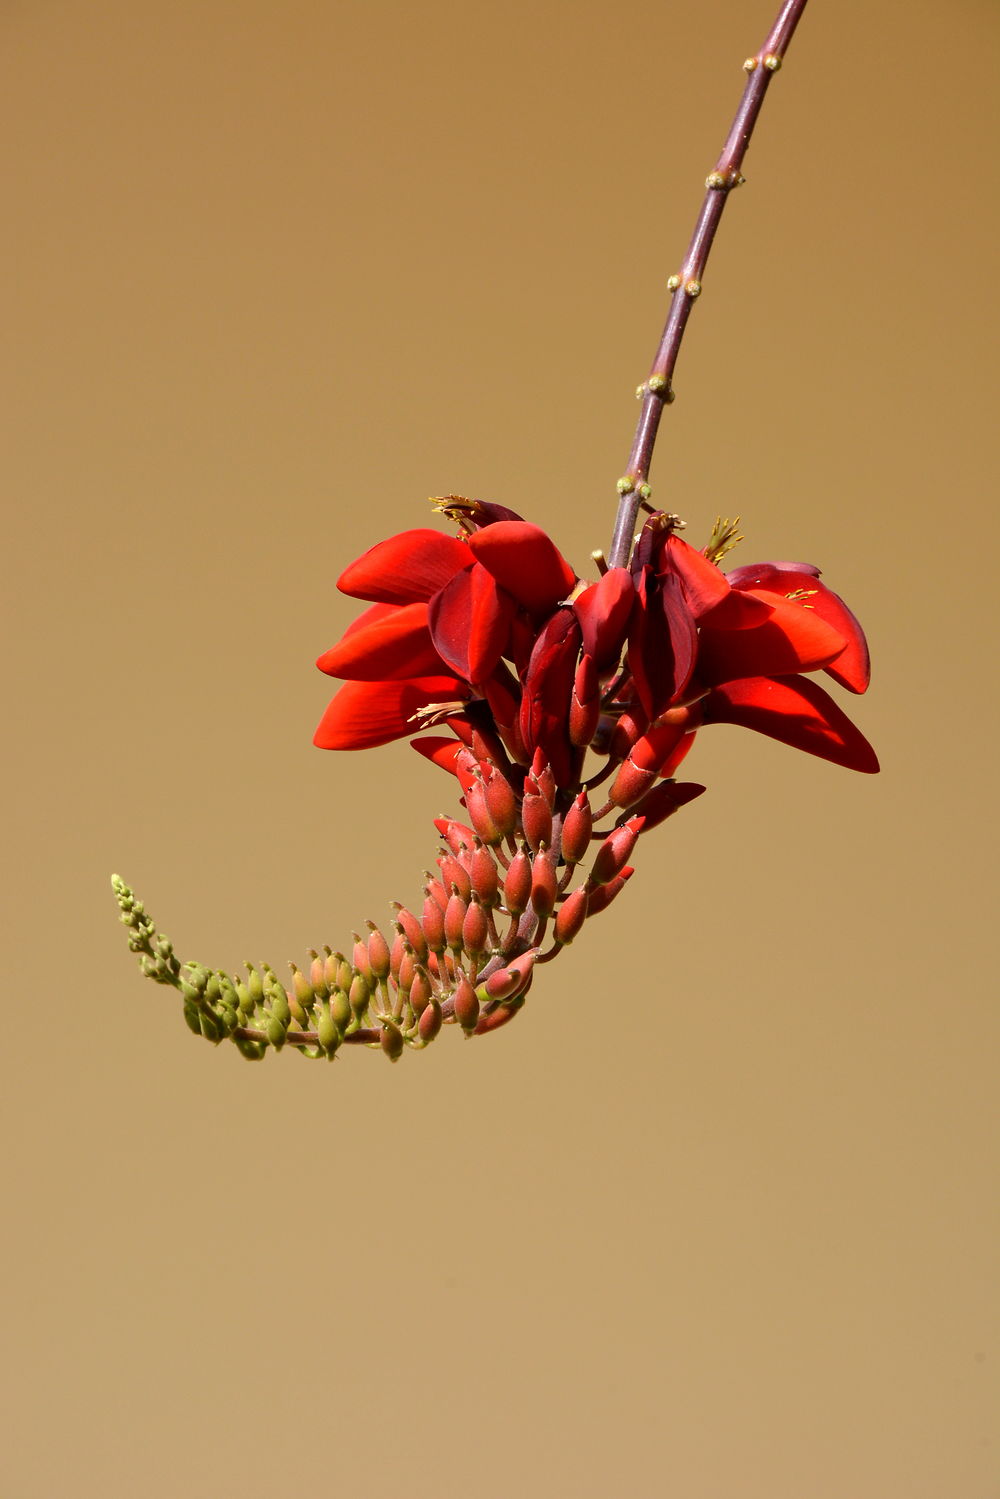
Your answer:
608,0 -> 811,569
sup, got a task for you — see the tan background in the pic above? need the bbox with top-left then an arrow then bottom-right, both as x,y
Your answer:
3,0 -> 997,1494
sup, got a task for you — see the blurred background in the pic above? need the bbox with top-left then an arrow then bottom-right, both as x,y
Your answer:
4,0 -> 997,1493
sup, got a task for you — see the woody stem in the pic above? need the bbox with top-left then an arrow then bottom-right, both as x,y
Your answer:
606,0 -> 811,570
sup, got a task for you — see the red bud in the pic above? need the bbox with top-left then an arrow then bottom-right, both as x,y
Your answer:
479,950 -> 536,1000
445,888 -> 467,952
503,845 -> 532,916
530,844 -> 558,918
560,791 -> 593,865
569,652 -> 601,747
453,974 -> 481,1032
366,922 -> 391,981
418,997 -> 443,1042
482,763 -> 519,840
553,885 -> 589,945
438,852 -> 472,903
586,866 -> 634,915
589,817 -> 645,885
628,779 -> 706,831
469,840 -> 500,907
522,791 -> 553,854
462,894 -> 490,958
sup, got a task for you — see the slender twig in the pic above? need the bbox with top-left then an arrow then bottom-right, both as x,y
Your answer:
607,0 -> 810,569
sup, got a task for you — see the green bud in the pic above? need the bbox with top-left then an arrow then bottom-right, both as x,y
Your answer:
199,1011 -> 224,1044
183,1001 -> 202,1036
265,1013 -> 286,1049
246,965 -> 265,1006
234,1036 -> 267,1061
330,987 -> 352,1031
317,1007 -> 340,1055
234,978 -> 253,1014
269,986 -> 291,1028
349,972 -> 371,1020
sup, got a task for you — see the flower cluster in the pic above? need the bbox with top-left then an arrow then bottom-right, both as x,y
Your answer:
113,501 -> 875,1063
315,498 -> 875,780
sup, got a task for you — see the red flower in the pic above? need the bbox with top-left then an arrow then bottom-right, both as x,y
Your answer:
315,506 -> 877,782
314,514 -> 579,752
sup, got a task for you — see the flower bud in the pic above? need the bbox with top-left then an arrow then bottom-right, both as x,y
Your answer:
397,945 -> 416,994
434,817 -> 477,855
522,791 -> 553,853
560,791 -> 593,865
586,866 -> 634,915
445,888 -> 467,953
423,872 -> 449,911
462,893 -> 490,959
317,1006 -> 340,1054
465,777 -> 503,845
469,839 -> 500,907
530,843 -> 558,918
308,949 -> 329,999
352,934 -> 373,987
589,816 -> 645,885
479,949 -> 536,1001
409,966 -> 433,1017
453,974 -> 480,1032
438,852 -> 472,903
391,903 -> 429,964
609,708 -> 648,762
503,844 -> 532,917
482,763 -> 519,840
349,971 -> 371,1020
553,885 -> 589,945
569,652 -> 601,747
246,964 -> 265,1007
380,1023 -> 404,1062
330,987 -> 352,1031
366,922 -> 391,982
287,964 -> 313,1026
421,890 -> 446,953
530,749 -> 556,807
608,725 -> 685,810
418,996 -> 443,1043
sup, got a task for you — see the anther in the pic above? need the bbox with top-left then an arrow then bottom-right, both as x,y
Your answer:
685,279 -> 702,298
763,53 -> 781,71
591,548 -> 609,576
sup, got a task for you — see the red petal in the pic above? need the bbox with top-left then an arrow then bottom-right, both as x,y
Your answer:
572,568 -> 635,670
701,675 -> 879,772
428,562 -> 514,683
467,521 -> 577,616
313,675 -> 467,750
697,594 -> 847,686
316,602 -> 446,680
337,529 -> 470,604
661,535 -> 731,617
627,567 -> 698,720
409,736 -> 464,774
518,609 -> 583,786
728,566 -> 870,694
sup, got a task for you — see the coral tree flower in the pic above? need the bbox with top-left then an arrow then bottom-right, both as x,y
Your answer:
315,503 -> 877,781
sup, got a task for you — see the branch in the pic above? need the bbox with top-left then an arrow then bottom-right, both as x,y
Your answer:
607,0 -> 811,569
